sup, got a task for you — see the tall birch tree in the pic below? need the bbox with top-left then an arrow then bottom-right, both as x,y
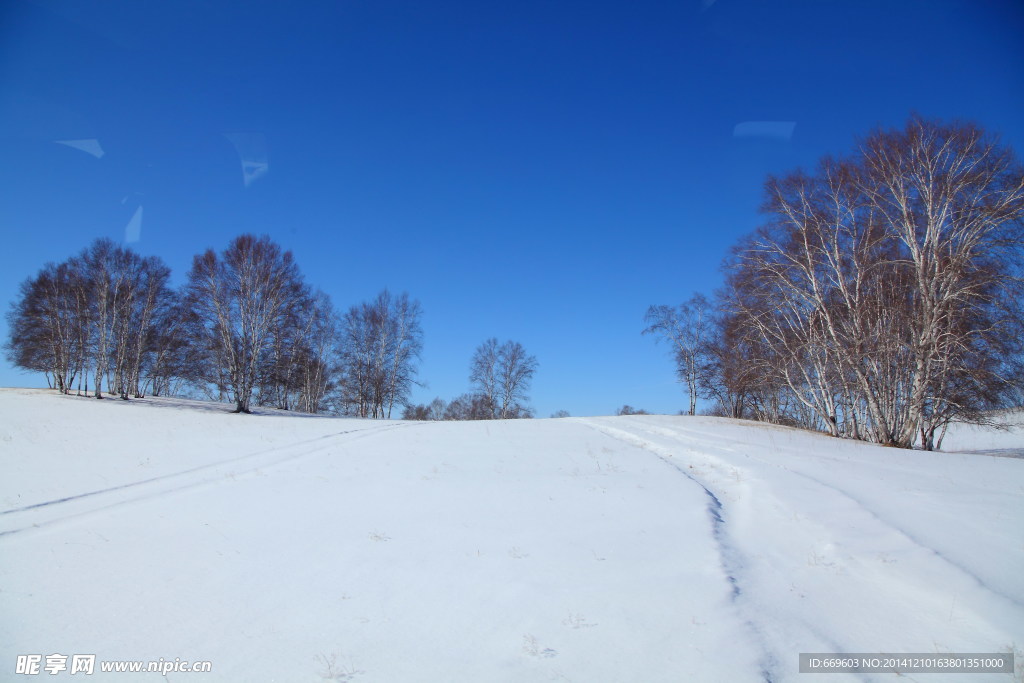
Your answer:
186,234 -> 307,413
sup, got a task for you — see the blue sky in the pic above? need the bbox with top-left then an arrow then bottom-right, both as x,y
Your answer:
2,0 -> 1022,417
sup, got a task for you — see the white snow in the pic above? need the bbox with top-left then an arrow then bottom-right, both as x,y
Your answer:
1,388 -> 1022,682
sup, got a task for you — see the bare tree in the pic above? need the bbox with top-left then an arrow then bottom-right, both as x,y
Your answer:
113,253 -> 174,399
496,341 -> 538,419
468,339 -> 537,419
617,405 -> 648,416
643,293 -> 711,416
296,291 -> 339,414
385,292 -> 423,419
5,261 -> 84,393
402,403 -> 431,420
185,234 -> 307,413
468,337 -> 500,418
700,296 -> 770,421
336,290 -> 423,418
441,394 -> 469,420
442,392 -> 493,420
856,116 -> 1024,446
80,240 -> 120,398
427,397 -> 447,421
146,296 -> 199,397
402,397 -> 448,421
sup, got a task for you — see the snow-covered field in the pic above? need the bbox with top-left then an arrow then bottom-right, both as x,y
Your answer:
1,388 -> 1022,682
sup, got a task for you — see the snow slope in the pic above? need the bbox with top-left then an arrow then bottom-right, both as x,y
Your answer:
1,389 -> 1022,682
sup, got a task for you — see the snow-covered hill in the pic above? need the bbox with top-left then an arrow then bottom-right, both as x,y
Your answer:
1,389 -> 1021,682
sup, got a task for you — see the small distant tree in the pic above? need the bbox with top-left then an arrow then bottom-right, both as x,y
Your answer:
402,403 -> 431,420
402,398 -> 447,421
442,392 -> 493,420
643,293 -> 711,416
442,394 -> 469,420
428,397 -> 447,421
336,290 -> 423,418
469,338 -> 538,419
617,405 -> 649,416
551,409 -> 571,418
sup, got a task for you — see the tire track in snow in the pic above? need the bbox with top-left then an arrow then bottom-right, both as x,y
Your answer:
628,419 -> 1024,614
580,419 -> 781,683
763,461 -> 1024,613
606,418 -> 1024,679
0,422 -> 411,539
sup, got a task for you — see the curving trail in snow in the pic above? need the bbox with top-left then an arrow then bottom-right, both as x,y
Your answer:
583,416 -> 1024,683
1,390 -> 1022,682
579,419 -> 781,681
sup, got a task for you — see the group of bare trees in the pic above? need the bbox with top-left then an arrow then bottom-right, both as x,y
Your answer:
402,338 -> 539,420
6,234 -> 424,417
647,117 -> 1024,448
184,235 -> 344,414
6,232 -> 539,422
5,239 -> 176,399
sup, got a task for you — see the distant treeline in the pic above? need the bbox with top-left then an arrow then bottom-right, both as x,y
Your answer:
5,234 -> 413,415
6,235 -> 538,418
645,116 -> 1024,449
